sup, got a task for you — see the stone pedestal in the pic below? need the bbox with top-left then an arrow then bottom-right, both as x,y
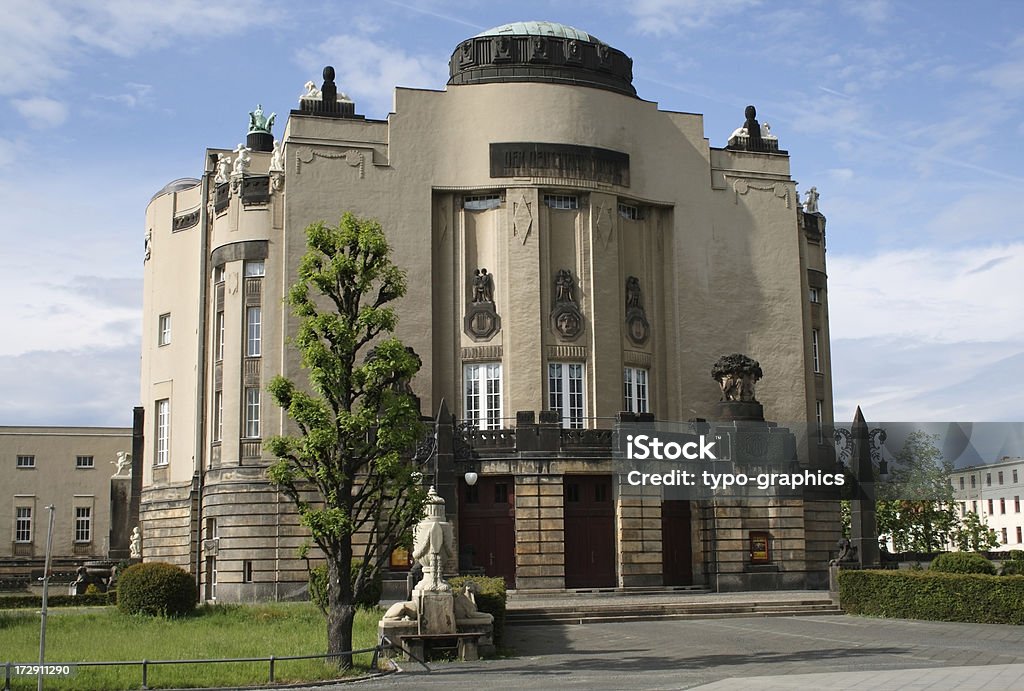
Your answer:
108,476 -> 132,560
417,591 -> 455,634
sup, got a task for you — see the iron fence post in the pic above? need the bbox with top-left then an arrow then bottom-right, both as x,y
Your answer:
141,659 -> 148,689
268,656 -> 275,683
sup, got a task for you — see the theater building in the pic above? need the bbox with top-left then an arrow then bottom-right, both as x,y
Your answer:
140,21 -> 839,600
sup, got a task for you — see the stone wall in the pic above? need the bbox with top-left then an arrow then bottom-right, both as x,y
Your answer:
514,474 -> 565,589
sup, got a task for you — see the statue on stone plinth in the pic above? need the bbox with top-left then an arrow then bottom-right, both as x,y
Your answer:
711,353 -> 763,403
112,451 -> 132,478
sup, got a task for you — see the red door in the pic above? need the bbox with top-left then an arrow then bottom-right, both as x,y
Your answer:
563,475 -> 616,588
458,476 -> 516,588
661,500 -> 693,585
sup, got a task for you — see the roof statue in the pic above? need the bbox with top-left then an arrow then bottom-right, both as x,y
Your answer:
248,104 -> 276,135
804,186 -> 820,213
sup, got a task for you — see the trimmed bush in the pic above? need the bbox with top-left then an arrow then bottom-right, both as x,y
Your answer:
117,562 -> 196,617
308,561 -> 383,612
1001,560 -> 1024,576
839,569 -> 1024,624
0,592 -> 113,609
930,552 -> 996,575
450,575 -> 507,646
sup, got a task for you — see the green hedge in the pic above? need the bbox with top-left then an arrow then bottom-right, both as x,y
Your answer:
0,592 -> 114,609
450,575 -> 507,646
117,562 -> 196,617
839,569 -> 1024,624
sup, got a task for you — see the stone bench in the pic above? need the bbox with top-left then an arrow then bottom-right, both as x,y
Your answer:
395,632 -> 483,661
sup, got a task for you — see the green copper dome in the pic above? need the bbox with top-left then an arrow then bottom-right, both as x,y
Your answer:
475,21 -> 602,45
451,21 -> 635,97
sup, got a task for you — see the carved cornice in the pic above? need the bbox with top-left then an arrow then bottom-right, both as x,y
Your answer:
547,345 -> 587,360
172,208 -> 201,232
461,345 -> 503,362
624,350 -> 652,367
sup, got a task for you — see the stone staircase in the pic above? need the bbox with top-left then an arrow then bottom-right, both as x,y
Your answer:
505,588 -> 843,626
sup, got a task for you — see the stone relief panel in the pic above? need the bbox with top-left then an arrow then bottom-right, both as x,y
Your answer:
464,268 -> 500,341
550,268 -> 584,341
625,275 -> 650,345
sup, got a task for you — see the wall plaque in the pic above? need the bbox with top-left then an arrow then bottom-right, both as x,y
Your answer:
749,531 -> 772,564
490,143 -> 629,186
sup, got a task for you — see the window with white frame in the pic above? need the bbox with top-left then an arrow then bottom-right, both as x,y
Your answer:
812,329 -> 821,373
155,399 -> 170,465
244,387 -> 261,438
244,260 -> 265,277
212,391 -> 223,442
74,507 -> 92,543
623,367 -> 649,414
543,194 -> 579,210
809,287 -> 821,303
246,307 -> 262,357
464,363 -> 502,429
617,203 -> 642,220
16,455 -> 35,468
214,265 -> 225,283
549,363 -> 585,428
15,507 -> 32,542
76,455 -> 94,469
464,194 -> 501,210
158,313 -> 171,346
816,401 -> 824,444
216,311 -> 225,362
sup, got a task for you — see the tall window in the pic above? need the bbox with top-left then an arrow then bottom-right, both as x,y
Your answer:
76,455 -> 94,469
158,313 -> 171,346
1001,498 -> 1007,514
155,399 -> 170,465
623,367 -> 649,414
1018,526 -> 1022,544
212,391 -> 223,442
216,311 -> 225,362
809,287 -> 820,303
988,499 -> 994,514
1002,527 -> 1009,544
244,387 -> 261,438
16,455 -> 35,468
549,363 -> 584,428
74,507 -> 92,543
1016,496 -> 1020,513
999,471 -> 1004,485
246,307 -> 262,357
15,507 -> 32,542
811,330 -> 821,373
971,475 -> 977,489
987,473 -> 992,486
816,401 -> 824,444
244,260 -> 265,277
1015,469 -> 1019,484
959,477 -> 965,490
464,364 -> 502,430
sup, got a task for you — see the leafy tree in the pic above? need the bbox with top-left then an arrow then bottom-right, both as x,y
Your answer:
950,510 -> 1000,552
876,431 -> 957,552
266,213 -> 427,668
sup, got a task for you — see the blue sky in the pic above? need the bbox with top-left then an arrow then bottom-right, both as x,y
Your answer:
0,0 -> 1021,428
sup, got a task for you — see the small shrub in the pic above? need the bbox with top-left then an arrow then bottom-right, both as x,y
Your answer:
0,593 -> 111,609
930,552 -> 996,575
117,562 -> 196,616
1001,560 -> 1024,576
1007,549 -> 1024,561
450,575 -> 507,647
309,561 -> 383,612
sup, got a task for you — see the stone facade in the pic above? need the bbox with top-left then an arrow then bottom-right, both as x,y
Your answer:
139,21 -> 840,599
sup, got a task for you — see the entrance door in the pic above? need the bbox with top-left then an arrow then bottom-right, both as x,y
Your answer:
563,475 -> 616,588
458,476 -> 516,588
661,500 -> 693,586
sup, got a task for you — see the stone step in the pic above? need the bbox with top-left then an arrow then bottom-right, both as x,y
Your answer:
506,601 -> 842,626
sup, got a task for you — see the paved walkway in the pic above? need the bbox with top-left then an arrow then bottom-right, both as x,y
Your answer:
317,614 -> 1024,690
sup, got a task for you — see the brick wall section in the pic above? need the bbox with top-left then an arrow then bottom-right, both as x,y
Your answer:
617,482 -> 662,586
515,474 -> 565,589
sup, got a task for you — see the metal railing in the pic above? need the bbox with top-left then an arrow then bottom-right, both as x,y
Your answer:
4,638 -> 429,690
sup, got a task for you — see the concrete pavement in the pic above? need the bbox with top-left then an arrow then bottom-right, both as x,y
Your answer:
324,614 -> 1024,690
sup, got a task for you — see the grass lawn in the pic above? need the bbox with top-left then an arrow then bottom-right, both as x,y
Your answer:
0,602 -> 382,690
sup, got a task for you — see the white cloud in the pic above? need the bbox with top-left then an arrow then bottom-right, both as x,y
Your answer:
828,243 -> 1024,345
842,0 -> 891,26
625,0 -> 761,36
11,96 -> 68,128
93,82 -> 154,109
297,35 -> 446,118
0,0 -> 277,97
